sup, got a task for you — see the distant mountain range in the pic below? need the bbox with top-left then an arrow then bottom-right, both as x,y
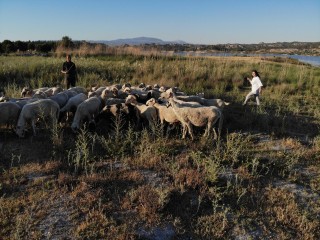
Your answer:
90,37 -> 187,46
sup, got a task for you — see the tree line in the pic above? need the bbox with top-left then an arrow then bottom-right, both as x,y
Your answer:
1,36 -> 319,55
0,36 -> 84,54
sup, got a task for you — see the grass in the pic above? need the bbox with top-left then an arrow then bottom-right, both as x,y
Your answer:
0,54 -> 319,239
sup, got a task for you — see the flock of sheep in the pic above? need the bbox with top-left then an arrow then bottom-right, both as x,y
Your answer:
0,83 -> 229,139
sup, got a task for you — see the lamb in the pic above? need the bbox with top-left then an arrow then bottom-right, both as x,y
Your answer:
71,96 -> 105,132
59,93 -> 87,122
15,99 -> 60,137
0,102 -> 21,129
125,95 -> 157,128
166,95 -> 223,140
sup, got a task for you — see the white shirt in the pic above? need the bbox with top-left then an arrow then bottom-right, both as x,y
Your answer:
250,76 -> 263,93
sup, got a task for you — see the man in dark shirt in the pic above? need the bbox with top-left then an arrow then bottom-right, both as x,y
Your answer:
61,54 -> 77,89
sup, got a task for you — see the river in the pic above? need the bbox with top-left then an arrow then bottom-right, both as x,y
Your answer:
174,52 -> 320,67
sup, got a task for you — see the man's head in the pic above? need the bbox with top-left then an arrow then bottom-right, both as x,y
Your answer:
66,54 -> 71,62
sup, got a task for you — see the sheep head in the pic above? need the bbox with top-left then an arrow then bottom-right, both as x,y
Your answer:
15,126 -> 25,138
21,87 -> 32,98
125,95 -> 137,105
146,98 -> 156,106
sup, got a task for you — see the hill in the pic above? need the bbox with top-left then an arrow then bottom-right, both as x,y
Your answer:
90,37 -> 187,46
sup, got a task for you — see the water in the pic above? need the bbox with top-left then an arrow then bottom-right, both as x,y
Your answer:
174,52 -> 320,67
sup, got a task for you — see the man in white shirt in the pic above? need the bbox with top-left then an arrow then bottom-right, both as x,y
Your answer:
243,70 -> 263,106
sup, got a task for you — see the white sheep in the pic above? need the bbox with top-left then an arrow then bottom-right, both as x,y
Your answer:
44,86 -> 64,97
90,86 -> 107,97
60,93 -> 87,122
15,99 -> 60,137
0,102 -> 21,129
21,87 -> 49,97
125,95 -> 157,128
68,86 -> 87,95
166,95 -> 223,140
105,98 -> 125,105
32,91 -> 47,99
146,98 -> 179,133
71,96 -> 105,132
175,95 -> 230,108
49,92 -> 69,108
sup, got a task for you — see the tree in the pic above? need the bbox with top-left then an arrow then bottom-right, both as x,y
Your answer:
60,36 -> 74,48
15,41 -> 28,52
27,41 -> 35,51
36,43 -> 53,53
2,40 -> 15,53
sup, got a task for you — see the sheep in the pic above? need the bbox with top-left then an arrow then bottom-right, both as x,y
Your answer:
148,89 -> 161,100
88,87 -> 107,98
68,86 -> 87,95
166,95 -> 223,140
201,98 -> 230,108
44,86 -> 63,97
173,94 -> 230,108
21,87 -> 49,98
97,103 -> 128,124
96,103 -> 138,130
139,83 -> 146,88
0,102 -> 21,129
49,92 -> 69,108
14,98 -> 38,108
146,98 -> 179,134
0,89 -> 5,97
59,93 -> 87,122
159,94 -> 202,107
64,90 -> 78,99
105,98 -> 125,105
15,99 -> 60,137
160,89 -> 189,100
101,88 -> 117,100
125,95 -> 157,128
122,83 -> 131,90
32,91 -> 47,99
0,96 -> 8,102
71,96 -> 105,132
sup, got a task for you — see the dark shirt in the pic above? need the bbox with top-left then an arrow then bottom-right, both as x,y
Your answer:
62,61 -> 76,81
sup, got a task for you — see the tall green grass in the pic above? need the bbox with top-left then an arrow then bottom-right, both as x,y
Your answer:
0,55 -> 319,117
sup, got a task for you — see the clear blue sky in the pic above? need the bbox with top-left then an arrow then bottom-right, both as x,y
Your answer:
0,0 -> 319,44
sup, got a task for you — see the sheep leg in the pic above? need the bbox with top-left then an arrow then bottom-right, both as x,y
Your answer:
186,123 -> 194,140
213,128 -> 218,140
31,119 -> 37,136
181,123 -> 187,139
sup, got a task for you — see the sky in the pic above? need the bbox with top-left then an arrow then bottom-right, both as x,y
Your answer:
0,0 -> 319,44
